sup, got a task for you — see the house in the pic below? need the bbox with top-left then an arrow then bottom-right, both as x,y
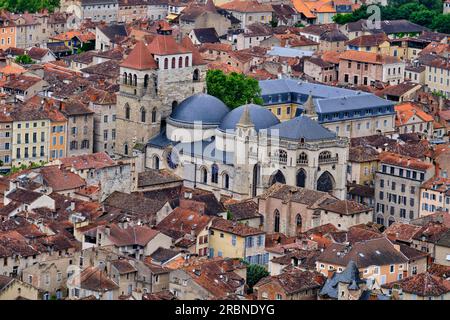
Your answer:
26,47 -> 57,64
303,56 -> 337,84
423,56 -> 450,98
316,199 -> 373,231
80,0 -> 119,23
419,176 -> 450,217
4,187 -> 55,212
271,4 -> 299,26
395,102 -> 434,139
435,229 -> 450,266
316,237 -> 409,287
338,50 -> 405,86
188,28 -> 220,45
381,272 -> 450,300
318,260 -> 367,300
224,199 -> 262,229
156,201 -> 213,255
209,218 -> 266,264
348,145 -> 379,186
341,19 -> 427,40
67,266 -> 120,300
168,257 -> 247,300
374,152 -> 434,226
39,165 -> 86,196
1,75 -> 47,102
95,23 -> 128,51
380,82 -> 422,102
410,222 -> 449,262
136,169 -> 183,193
254,269 -> 325,300
219,0 -> 273,29
292,0 -> 338,25
346,33 -> 391,55
0,275 -> 40,300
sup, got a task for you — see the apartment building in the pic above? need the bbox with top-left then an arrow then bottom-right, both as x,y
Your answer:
0,106 -> 13,171
419,176 -> 450,217
374,153 -> 434,227
424,57 -> 450,98
338,50 -> 405,86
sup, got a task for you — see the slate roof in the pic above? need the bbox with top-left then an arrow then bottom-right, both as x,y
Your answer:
268,115 -> 336,141
149,247 -> 180,264
319,260 -> 364,299
97,23 -> 128,42
192,28 -> 220,44
315,93 -> 394,114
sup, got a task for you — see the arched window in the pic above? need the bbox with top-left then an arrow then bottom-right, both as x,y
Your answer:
252,163 -> 260,197
388,217 -> 395,226
269,170 -> 286,186
140,107 -> 146,122
164,58 -> 168,69
211,164 -> 219,183
151,108 -> 157,123
274,209 -> 280,233
178,56 -> 183,68
128,73 -> 132,85
201,167 -> 207,184
193,69 -> 199,81
317,171 -> 334,193
124,143 -> 129,155
144,74 -> 149,88
125,103 -> 130,120
123,72 -> 127,84
185,56 -> 189,67
319,151 -> 332,161
133,74 -> 137,86
296,169 -> 306,188
171,57 -> 176,69
153,156 -> 160,169
223,173 -> 229,189
376,214 -> 385,226
276,149 -> 287,163
296,214 -> 302,232
297,152 -> 308,164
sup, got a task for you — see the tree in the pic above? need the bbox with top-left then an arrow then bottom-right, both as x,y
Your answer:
410,9 -> 437,26
269,17 -> 278,28
246,264 -> 269,293
206,70 -> 263,109
15,54 -> 34,64
431,14 -> 450,33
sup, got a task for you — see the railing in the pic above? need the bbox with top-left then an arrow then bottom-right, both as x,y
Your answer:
296,159 -> 308,165
318,156 -> 339,164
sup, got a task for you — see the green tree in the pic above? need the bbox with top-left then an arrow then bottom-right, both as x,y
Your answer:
206,70 -> 263,109
269,17 -> 278,28
246,264 -> 269,293
431,14 -> 450,33
15,54 -> 34,64
410,9 -> 437,26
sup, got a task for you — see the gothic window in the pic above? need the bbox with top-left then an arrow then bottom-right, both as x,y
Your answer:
376,214 -> 384,226
317,171 -> 334,193
124,143 -> 129,155
171,57 -> 176,69
81,139 -> 89,149
151,108 -> 157,123
296,169 -> 306,188
269,170 -> 286,185
70,141 -> 78,150
274,209 -> 280,233
133,74 -> 137,86
252,163 -> 260,197
140,107 -> 146,122
319,151 -> 332,161
164,58 -> 168,69
123,72 -> 127,84
128,73 -> 132,85
144,74 -> 149,88
388,217 -> 395,226
276,149 -> 287,163
201,167 -> 207,184
211,164 -> 219,183
185,56 -> 189,67
297,152 -> 308,163
178,56 -> 183,68
223,173 -> 229,189
125,103 -> 130,120
193,69 -> 200,81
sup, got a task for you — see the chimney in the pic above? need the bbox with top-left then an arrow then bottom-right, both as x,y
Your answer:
327,269 -> 335,279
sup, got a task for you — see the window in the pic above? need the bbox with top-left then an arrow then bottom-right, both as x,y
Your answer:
275,294 -> 282,300
274,209 -> 280,232
232,235 -> 236,246
151,109 -> 157,123
211,164 -> 219,184
390,265 -> 395,273
140,108 -> 146,122
103,130 -> 108,141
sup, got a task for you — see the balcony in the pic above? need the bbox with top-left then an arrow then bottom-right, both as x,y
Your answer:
318,156 -> 339,165
296,159 -> 308,165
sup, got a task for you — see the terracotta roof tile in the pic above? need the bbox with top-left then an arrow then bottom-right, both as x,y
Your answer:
120,41 -> 158,70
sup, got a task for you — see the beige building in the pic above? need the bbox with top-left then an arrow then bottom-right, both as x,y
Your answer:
316,199 -> 373,231
0,276 -> 40,300
0,107 -> 13,170
419,176 -> 450,217
348,145 -> 379,186
219,0 -> 273,29
424,58 -> 450,98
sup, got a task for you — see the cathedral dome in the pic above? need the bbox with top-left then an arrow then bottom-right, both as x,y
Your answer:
219,104 -> 280,132
169,94 -> 230,125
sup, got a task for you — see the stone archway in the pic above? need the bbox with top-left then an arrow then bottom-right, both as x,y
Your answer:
296,169 -> 307,188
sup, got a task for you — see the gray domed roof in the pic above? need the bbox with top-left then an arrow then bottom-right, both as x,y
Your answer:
219,104 -> 280,132
169,94 -> 230,125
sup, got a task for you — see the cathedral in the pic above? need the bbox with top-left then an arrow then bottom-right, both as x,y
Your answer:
145,93 -> 349,200
116,22 -> 207,156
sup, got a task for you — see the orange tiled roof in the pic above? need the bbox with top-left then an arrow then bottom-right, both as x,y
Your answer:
121,41 -> 158,70
379,152 -> 433,171
395,102 -> 434,126
147,34 -> 191,56
340,50 -> 401,64
0,64 -> 26,76
220,0 -> 274,12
